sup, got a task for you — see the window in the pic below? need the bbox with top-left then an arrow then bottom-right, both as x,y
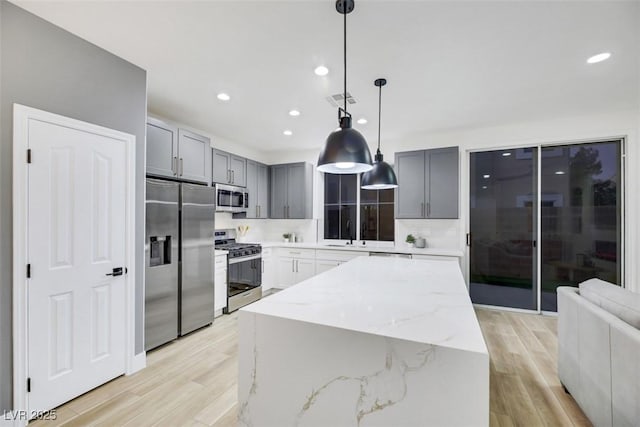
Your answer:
323,174 -> 395,242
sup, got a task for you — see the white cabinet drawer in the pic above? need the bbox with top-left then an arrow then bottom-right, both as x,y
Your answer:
262,247 -> 273,256
277,248 -> 315,260
315,249 -> 367,262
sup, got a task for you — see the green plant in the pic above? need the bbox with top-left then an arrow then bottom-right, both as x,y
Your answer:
405,234 -> 416,244
283,233 -> 291,239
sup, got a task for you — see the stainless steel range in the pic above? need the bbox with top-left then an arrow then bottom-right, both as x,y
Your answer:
214,229 -> 262,313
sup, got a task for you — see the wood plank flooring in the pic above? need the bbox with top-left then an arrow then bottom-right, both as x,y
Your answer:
31,308 -> 591,427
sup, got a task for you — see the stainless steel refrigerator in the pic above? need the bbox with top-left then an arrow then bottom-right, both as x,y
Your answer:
145,178 -> 215,351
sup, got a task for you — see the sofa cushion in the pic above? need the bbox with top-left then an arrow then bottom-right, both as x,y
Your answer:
579,278 -> 640,329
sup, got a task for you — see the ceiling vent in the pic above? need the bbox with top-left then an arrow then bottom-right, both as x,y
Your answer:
326,92 -> 356,108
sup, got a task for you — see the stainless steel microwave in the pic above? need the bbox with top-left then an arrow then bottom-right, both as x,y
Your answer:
216,184 -> 248,213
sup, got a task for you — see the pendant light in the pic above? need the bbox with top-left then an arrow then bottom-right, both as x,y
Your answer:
361,78 -> 398,189
317,0 -> 373,174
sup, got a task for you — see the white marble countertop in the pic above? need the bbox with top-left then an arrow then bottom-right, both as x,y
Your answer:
242,256 -> 487,355
258,241 -> 463,257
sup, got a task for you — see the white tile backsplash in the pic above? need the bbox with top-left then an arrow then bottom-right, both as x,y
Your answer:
395,219 -> 461,249
215,213 -> 318,243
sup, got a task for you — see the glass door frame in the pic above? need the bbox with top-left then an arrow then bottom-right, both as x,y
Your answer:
464,137 -> 626,314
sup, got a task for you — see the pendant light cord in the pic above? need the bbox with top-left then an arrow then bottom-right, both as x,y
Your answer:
377,83 -> 382,151
343,8 -> 347,115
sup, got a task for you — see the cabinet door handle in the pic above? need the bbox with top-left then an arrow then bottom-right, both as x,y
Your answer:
231,170 -> 235,184
180,158 -> 184,176
258,205 -> 260,218
172,157 -> 177,175
292,259 -> 295,273
427,202 -> 430,217
421,202 -> 425,217
227,169 -> 230,183
262,260 -> 265,273
295,260 -> 299,273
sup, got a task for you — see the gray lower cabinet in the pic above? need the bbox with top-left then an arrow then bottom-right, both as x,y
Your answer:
270,162 -> 313,219
212,148 -> 247,186
246,160 -> 269,218
395,147 -> 459,219
146,117 -> 210,185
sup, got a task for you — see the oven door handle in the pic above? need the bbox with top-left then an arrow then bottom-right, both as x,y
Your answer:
228,254 -> 262,264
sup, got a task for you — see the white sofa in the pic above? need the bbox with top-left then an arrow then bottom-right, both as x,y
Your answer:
557,279 -> 640,426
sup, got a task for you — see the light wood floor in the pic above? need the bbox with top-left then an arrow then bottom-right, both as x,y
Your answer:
31,308 -> 591,427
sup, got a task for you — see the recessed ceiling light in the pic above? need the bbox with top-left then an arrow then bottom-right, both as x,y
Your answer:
289,110 -> 300,117
555,170 -> 565,175
283,130 -> 293,136
357,118 -> 367,124
217,93 -> 230,101
483,174 -> 490,179
314,66 -> 329,76
587,52 -> 611,64
502,152 -> 512,157
482,186 -> 488,190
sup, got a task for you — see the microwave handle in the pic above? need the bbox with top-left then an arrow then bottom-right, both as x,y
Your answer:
244,192 -> 249,208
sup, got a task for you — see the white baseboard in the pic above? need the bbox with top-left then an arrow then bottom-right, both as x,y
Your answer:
126,352 -> 146,375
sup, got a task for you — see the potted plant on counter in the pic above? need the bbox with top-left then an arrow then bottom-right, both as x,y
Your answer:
406,234 -> 416,248
283,233 -> 291,243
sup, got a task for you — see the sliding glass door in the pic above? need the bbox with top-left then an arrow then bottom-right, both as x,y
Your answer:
469,148 -> 538,310
469,140 -> 623,312
540,141 -> 622,311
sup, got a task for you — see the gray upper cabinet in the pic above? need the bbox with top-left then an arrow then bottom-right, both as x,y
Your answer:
146,117 -> 178,178
212,149 -> 230,184
395,151 -> 426,218
245,160 -> 269,218
428,148 -> 459,218
270,162 -> 313,219
212,149 -> 247,186
146,117 -> 211,184
177,129 -> 210,184
230,155 -> 246,187
395,147 -> 459,219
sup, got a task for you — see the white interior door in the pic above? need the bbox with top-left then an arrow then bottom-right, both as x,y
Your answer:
27,116 -> 128,414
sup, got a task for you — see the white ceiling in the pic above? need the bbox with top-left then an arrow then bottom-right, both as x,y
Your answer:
13,0 -> 640,153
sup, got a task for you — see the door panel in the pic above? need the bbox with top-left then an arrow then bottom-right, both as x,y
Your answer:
28,117 -> 127,414
246,160 -> 258,218
540,141 -> 622,311
230,155 -> 246,187
428,147 -> 459,218
180,184 -> 215,335
287,164 -> 305,218
145,179 -> 179,350
212,149 -> 230,184
469,148 -> 538,310
257,164 -> 269,218
395,151 -> 425,218
146,119 -> 177,178
178,129 -> 210,184
270,165 -> 288,218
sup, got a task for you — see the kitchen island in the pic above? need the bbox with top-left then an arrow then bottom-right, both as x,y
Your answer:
238,256 -> 489,427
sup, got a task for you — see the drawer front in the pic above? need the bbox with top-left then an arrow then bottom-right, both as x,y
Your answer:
262,248 -> 273,256
315,249 -> 367,262
278,248 -> 316,260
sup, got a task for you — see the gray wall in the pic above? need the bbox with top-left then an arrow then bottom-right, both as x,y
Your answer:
0,1 -> 147,411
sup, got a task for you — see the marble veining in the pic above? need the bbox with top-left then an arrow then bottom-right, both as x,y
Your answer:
238,257 -> 490,427
294,340 -> 435,427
